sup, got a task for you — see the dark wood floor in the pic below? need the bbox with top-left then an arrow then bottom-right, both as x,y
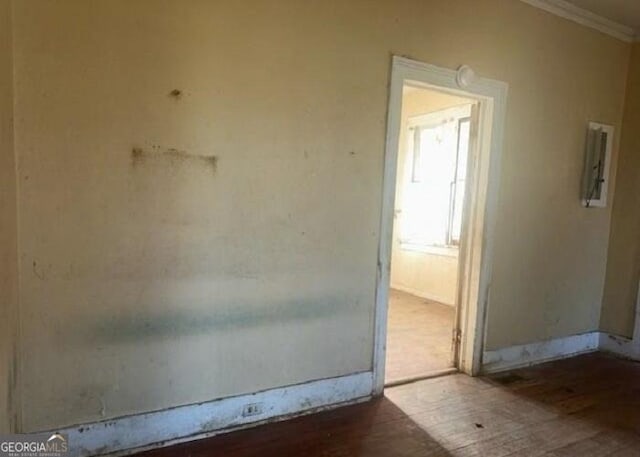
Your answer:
136,352 -> 640,456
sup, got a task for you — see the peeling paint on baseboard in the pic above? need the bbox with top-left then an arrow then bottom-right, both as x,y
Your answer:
598,332 -> 640,361
45,371 -> 373,457
482,332 -> 600,374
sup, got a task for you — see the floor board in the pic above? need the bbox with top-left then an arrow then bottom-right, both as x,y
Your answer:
135,352 -> 640,457
385,288 -> 455,383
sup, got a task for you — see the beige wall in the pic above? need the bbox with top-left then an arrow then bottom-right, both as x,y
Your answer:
390,88 -> 472,305
390,250 -> 458,305
601,43 -> 640,337
7,0 -> 630,432
0,0 -> 17,433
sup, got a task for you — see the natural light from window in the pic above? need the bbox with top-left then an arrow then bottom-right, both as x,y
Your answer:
399,104 -> 472,250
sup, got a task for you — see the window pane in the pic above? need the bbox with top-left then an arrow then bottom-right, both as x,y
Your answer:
450,118 -> 470,244
401,120 -> 457,247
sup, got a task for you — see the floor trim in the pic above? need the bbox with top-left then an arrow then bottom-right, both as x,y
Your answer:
599,333 -> 640,360
598,281 -> 640,361
481,332 -> 600,373
51,372 -> 373,457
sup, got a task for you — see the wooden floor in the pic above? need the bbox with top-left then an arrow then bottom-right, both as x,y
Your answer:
385,288 -> 455,383
136,352 -> 640,457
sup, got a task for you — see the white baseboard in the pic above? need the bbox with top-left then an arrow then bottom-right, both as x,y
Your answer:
599,282 -> 640,361
389,284 -> 454,306
598,332 -> 640,360
481,332 -> 600,374
53,372 -> 373,457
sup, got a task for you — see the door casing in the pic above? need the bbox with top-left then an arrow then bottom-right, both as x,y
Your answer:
372,56 -> 508,394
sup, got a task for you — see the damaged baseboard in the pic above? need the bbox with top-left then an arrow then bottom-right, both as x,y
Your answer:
481,332 -> 600,374
599,283 -> 640,361
599,333 -> 640,360
50,371 -> 373,457
483,330 -> 640,375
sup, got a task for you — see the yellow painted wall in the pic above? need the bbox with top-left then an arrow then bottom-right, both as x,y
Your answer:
8,0 -> 630,431
0,0 -> 17,434
390,88 -> 472,305
601,43 -> 640,337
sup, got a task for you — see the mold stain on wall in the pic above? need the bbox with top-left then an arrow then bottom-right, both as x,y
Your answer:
131,146 -> 218,174
83,296 -> 360,344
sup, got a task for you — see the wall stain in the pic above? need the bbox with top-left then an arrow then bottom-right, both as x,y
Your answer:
131,146 -> 217,173
85,297 -> 359,344
169,89 -> 183,99
32,260 -> 45,281
299,398 -> 313,409
200,417 -> 222,433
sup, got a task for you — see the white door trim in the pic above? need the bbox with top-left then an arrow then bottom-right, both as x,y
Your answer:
372,56 -> 508,394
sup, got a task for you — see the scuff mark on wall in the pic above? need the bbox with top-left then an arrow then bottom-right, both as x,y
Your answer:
99,397 -> 106,418
32,260 -> 44,281
131,146 -> 217,173
168,89 -> 183,99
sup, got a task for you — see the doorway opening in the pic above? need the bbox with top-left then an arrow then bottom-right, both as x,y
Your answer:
373,57 -> 508,394
385,87 -> 476,385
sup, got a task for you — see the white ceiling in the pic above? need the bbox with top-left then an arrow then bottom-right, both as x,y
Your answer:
564,0 -> 640,33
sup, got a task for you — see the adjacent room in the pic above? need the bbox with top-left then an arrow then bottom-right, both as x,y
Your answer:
1,1 -> 640,456
386,86 -> 476,383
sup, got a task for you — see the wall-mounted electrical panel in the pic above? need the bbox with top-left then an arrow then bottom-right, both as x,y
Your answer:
582,121 -> 613,208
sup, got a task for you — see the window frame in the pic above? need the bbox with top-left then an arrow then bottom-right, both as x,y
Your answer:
400,103 -> 473,252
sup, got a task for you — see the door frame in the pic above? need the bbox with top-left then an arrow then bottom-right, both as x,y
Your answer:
372,56 -> 508,394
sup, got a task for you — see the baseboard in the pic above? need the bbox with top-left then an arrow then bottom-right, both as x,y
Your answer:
389,284 -> 454,306
481,332 -> 600,374
598,332 -> 640,360
52,371 -> 373,457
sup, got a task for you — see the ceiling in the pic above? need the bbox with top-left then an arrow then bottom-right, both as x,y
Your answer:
564,0 -> 640,33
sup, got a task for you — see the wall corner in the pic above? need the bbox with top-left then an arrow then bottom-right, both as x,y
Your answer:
0,0 -> 19,434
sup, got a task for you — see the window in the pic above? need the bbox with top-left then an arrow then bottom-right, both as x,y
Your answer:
399,104 -> 473,250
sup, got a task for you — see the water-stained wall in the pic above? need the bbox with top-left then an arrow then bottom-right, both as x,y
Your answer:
9,0 -> 630,432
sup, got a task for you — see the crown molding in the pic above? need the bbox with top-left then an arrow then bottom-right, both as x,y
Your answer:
520,0 -> 637,42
